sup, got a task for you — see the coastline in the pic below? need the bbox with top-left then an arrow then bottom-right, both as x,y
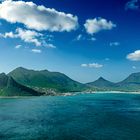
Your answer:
62,91 -> 140,96
0,91 -> 140,98
82,91 -> 140,94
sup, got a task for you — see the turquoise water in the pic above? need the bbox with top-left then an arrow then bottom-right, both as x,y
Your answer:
0,93 -> 140,140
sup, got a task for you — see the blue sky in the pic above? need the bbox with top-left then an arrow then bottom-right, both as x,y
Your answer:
0,0 -> 140,83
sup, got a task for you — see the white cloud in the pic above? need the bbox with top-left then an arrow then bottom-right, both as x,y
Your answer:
15,44 -> 22,49
127,50 -> 140,61
41,40 -> 56,48
2,31 -> 16,38
89,63 -> 103,68
45,43 -> 56,48
16,28 -> 42,46
0,28 -> 56,48
0,28 -> 42,46
110,42 -> 120,46
31,49 -> 42,53
84,17 -> 116,35
81,63 -> 103,68
0,0 -> 78,32
125,0 -> 139,10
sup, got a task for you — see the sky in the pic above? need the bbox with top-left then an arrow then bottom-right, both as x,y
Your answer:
0,0 -> 140,83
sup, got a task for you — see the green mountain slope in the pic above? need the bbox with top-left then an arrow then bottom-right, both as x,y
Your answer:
8,67 -> 85,92
0,73 -> 44,96
116,72 -> 140,91
119,72 -> 140,84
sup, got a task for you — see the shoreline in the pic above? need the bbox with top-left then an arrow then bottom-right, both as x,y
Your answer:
0,91 -> 140,98
62,91 -> 140,96
81,91 -> 140,94
86,91 -> 140,94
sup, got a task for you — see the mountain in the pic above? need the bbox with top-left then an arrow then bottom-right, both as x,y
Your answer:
0,73 -> 44,96
116,72 -> 140,91
8,67 -> 85,93
86,73 -> 140,92
86,77 -> 115,91
6,67 -> 140,93
119,72 -> 140,84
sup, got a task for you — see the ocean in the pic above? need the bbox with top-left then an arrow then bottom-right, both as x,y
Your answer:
0,93 -> 140,140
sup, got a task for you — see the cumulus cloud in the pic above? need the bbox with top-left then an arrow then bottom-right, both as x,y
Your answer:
81,63 -> 103,68
2,31 -> 15,38
127,50 -> 140,61
0,28 -> 42,46
0,28 -> 56,48
16,28 -> 42,46
110,42 -> 120,46
31,49 -> 42,53
125,0 -> 140,10
0,0 -> 78,32
84,17 -> 116,35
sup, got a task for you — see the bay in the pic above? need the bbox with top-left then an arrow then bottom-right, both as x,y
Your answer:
0,93 -> 140,140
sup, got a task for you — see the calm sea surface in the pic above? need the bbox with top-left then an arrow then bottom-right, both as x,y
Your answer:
0,93 -> 140,140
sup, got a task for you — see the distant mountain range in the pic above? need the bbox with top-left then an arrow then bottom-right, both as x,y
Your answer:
0,67 -> 140,96
87,73 -> 140,92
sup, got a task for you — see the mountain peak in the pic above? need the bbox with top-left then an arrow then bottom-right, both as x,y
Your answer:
95,77 -> 112,83
14,67 -> 28,71
87,76 -> 114,88
98,77 -> 106,81
40,69 -> 49,73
